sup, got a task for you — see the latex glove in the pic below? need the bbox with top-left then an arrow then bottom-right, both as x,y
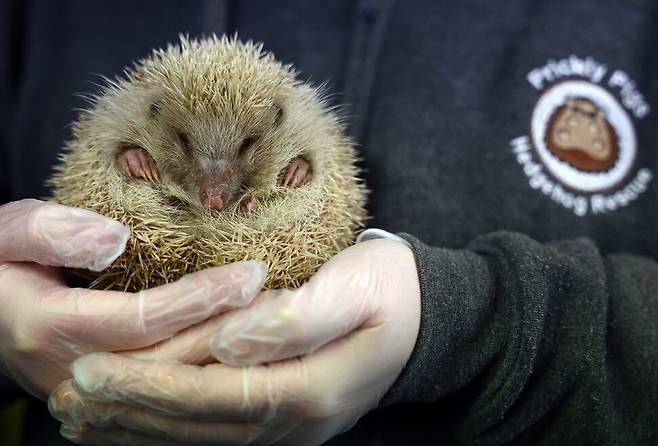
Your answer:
48,238 -> 421,445
0,199 -> 266,399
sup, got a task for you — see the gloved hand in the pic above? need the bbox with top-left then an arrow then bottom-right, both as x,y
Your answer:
0,199 -> 266,399
48,238 -> 421,445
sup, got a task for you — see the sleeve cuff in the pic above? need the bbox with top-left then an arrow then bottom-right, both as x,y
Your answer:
379,232 -> 497,406
356,228 -> 412,247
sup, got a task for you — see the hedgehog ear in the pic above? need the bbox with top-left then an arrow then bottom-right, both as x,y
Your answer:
149,100 -> 162,118
273,104 -> 283,126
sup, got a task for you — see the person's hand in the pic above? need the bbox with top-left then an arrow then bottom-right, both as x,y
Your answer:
48,238 -> 421,445
0,199 -> 267,399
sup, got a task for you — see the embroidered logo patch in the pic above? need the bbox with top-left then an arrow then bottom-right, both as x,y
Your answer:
510,55 -> 652,216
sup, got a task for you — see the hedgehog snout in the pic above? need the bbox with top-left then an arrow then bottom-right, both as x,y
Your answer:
196,159 -> 241,211
201,187 -> 230,210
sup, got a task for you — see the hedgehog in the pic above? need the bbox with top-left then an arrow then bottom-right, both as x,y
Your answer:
48,35 -> 368,291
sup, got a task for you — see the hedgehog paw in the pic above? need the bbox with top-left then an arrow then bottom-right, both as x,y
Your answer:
118,147 -> 159,181
240,195 -> 258,214
278,157 -> 312,188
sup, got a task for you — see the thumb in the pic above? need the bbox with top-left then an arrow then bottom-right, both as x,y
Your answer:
0,199 -> 129,271
209,279 -> 378,366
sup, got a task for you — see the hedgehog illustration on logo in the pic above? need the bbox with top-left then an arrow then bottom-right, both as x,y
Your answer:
545,97 -> 619,172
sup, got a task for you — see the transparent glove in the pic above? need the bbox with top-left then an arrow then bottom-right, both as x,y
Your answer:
48,239 -> 421,445
0,199 -> 266,399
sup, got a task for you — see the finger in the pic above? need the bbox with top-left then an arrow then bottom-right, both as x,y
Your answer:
128,309 -> 232,365
54,261 -> 268,351
140,151 -> 157,182
59,425 -> 189,446
127,154 -> 145,178
119,156 -> 130,175
143,164 -> 153,181
284,164 -> 296,186
70,333 -> 395,426
148,158 -> 160,181
70,353 -> 287,421
136,150 -> 151,180
50,381 -> 256,445
0,199 -> 129,271
208,283 -> 374,366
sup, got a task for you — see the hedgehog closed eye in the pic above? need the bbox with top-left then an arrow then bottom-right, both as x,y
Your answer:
177,132 -> 192,152
239,137 -> 256,156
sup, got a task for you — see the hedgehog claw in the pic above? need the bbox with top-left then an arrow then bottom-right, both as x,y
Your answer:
118,147 -> 159,181
278,157 -> 312,188
240,196 -> 258,214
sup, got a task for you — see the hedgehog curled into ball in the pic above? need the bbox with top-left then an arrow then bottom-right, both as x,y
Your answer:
49,35 -> 367,291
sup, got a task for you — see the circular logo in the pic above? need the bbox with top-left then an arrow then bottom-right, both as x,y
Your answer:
530,80 -> 636,192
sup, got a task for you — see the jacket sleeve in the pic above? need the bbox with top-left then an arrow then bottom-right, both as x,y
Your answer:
381,231 -> 657,445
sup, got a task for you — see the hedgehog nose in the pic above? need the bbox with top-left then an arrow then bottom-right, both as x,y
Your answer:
201,188 -> 229,210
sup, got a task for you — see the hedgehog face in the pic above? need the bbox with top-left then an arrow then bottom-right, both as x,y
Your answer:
142,95 -> 285,209
92,35 -> 322,211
